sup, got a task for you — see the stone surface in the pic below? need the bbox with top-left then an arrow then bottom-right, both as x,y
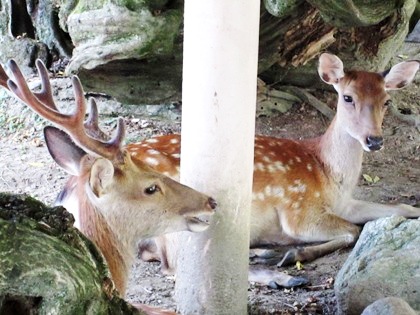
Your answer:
0,0 -> 417,105
66,2 -> 182,72
335,216 -> 420,315
361,297 -> 417,315
0,193 -> 140,315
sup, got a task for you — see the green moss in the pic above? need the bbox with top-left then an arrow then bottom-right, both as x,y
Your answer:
0,193 -> 141,314
307,0 -> 397,27
263,0 -> 304,17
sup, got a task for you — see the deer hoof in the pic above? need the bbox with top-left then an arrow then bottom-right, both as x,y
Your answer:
268,276 -> 308,289
277,249 -> 298,267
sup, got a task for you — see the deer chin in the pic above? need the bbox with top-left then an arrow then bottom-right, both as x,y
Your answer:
185,212 -> 213,233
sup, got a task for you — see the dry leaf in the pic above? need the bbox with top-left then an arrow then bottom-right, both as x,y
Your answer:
296,261 -> 304,270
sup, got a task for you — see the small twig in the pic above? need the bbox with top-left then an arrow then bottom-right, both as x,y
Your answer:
304,284 -> 331,291
285,86 -> 335,120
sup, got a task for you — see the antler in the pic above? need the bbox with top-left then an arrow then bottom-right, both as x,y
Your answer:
0,59 -> 125,162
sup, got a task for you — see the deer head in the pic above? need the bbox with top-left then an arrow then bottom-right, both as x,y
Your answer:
0,59 -> 217,248
318,53 -> 419,152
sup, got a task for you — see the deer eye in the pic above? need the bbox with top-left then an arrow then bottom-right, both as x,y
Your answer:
144,184 -> 160,195
384,99 -> 392,107
343,95 -> 354,105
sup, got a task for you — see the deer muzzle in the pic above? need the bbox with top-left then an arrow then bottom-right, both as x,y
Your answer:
366,135 -> 384,151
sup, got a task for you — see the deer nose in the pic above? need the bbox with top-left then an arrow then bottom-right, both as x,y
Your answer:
207,197 -> 217,210
366,136 -> 383,151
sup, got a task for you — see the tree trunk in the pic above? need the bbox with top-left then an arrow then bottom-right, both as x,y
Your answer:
174,1 -> 260,314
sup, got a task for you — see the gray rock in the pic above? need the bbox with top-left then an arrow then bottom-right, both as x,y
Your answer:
361,297 -> 417,315
407,20 -> 420,43
335,216 -> 420,315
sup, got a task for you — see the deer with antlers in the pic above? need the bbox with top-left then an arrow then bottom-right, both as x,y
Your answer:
1,53 -> 419,296
135,53 -> 420,287
0,60 -> 217,314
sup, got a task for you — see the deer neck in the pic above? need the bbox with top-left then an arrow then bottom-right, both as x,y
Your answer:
318,115 -> 364,192
78,185 -> 133,296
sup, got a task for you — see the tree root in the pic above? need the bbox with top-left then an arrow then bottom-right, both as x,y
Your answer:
284,86 -> 335,120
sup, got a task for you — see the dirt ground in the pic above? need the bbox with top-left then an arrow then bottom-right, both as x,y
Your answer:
0,68 -> 418,314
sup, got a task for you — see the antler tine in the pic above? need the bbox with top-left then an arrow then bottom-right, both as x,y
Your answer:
34,59 -> 58,110
71,76 -> 126,161
6,59 -> 125,163
84,98 -> 110,142
7,59 -> 71,124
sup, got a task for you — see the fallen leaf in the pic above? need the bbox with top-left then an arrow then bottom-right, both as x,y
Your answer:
296,261 -> 304,270
362,174 -> 373,183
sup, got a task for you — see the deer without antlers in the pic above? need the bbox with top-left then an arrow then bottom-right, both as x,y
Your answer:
136,53 -> 420,288
2,53 -> 419,293
0,60 -> 217,313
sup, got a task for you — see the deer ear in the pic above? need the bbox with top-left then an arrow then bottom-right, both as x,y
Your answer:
44,126 -> 86,176
318,53 -> 345,85
89,159 -> 114,197
384,60 -> 419,90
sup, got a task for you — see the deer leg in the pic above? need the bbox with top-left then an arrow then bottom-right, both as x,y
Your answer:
275,212 -> 360,266
339,199 -> 420,224
248,267 -> 308,288
249,247 -> 293,265
276,238 -> 354,267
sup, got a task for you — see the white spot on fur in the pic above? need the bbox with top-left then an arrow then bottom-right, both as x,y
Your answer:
288,180 -> 306,193
267,164 -> 276,173
146,138 -> 159,143
171,153 -> 180,159
145,157 -> 160,166
295,156 -> 302,163
307,163 -> 313,171
262,156 -> 271,163
274,161 -> 287,173
314,191 -> 321,198
272,186 -> 285,198
255,162 -> 265,172
264,185 -> 272,197
147,149 -> 160,155
252,192 -> 265,201
257,192 -> 265,201
170,138 -> 179,144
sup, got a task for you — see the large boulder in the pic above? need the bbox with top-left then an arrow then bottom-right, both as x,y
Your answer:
361,297 -> 417,315
335,216 -> 420,315
0,0 -> 417,104
0,193 -> 141,315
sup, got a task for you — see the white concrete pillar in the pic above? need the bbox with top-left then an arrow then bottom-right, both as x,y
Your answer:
175,1 -> 260,314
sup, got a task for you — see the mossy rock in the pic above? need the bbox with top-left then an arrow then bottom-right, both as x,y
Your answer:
0,193 -> 140,315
